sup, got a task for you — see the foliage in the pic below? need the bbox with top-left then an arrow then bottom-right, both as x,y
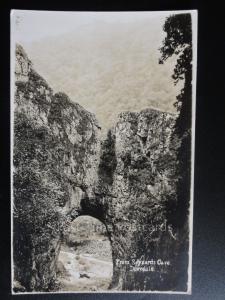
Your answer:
13,112 -> 69,291
160,13 -> 192,229
158,13 -> 193,291
98,129 -> 117,185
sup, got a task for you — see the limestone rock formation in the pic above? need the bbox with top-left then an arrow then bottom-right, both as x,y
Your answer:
13,44 -> 101,291
96,110 -> 182,290
13,45 -> 186,292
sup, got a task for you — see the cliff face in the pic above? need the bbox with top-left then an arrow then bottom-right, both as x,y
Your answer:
96,110 -> 182,290
14,45 -> 101,291
14,45 -> 184,292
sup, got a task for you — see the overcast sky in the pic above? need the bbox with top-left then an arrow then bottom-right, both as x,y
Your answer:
12,10 -> 175,44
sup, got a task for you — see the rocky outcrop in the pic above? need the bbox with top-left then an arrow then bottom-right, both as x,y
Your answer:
15,45 -> 32,82
96,110 -> 183,290
13,44 -> 101,291
14,45 -> 185,292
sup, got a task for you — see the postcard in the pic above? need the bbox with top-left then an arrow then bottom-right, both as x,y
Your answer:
11,9 -> 197,294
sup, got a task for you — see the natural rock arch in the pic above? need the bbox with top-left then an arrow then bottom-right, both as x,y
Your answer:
13,45 -> 187,293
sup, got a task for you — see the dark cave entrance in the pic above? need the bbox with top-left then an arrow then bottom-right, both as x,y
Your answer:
57,216 -> 113,291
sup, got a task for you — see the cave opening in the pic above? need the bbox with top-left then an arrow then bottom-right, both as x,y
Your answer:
56,215 -> 113,291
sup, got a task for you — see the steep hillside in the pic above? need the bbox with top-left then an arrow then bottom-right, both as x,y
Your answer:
23,19 -> 183,133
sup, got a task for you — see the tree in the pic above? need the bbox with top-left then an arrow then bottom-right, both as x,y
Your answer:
159,13 -> 193,229
159,14 -> 193,290
160,13 -> 192,131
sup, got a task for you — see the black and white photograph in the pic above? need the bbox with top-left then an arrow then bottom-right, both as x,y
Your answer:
11,10 -> 197,294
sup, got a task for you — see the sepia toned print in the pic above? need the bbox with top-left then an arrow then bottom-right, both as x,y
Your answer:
11,10 -> 197,294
